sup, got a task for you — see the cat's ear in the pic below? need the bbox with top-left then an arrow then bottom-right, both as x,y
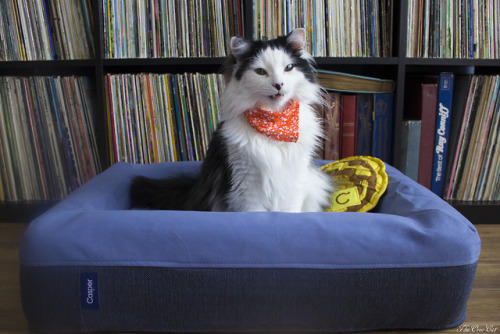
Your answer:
286,28 -> 307,52
230,36 -> 251,59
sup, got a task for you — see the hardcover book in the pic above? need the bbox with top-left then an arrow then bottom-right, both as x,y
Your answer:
356,94 -> 373,156
372,93 -> 394,163
400,120 -> 422,182
341,95 -> 357,159
323,92 -> 342,160
405,77 -> 439,190
431,73 -> 454,197
316,70 -> 395,94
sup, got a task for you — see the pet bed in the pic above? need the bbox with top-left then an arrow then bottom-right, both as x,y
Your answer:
19,161 -> 480,333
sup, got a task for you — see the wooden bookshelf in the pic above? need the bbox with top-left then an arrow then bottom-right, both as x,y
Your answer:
0,0 -> 498,223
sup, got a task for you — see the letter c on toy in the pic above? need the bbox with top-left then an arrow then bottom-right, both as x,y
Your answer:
335,192 -> 350,205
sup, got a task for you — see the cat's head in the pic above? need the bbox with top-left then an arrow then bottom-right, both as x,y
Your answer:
222,29 -> 321,116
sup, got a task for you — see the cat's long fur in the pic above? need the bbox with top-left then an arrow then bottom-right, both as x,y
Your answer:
130,29 -> 333,212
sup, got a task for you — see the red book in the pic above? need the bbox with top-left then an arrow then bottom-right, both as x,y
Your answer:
341,95 -> 358,159
323,92 -> 342,160
417,83 -> 439,190
406,80 -> 438,189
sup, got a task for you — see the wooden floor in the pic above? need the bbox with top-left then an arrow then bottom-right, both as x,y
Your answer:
1,223 -> 499,334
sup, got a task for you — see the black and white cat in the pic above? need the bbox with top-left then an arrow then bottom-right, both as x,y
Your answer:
130,28 -> 333,212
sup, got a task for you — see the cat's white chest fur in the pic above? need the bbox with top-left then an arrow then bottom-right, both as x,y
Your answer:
221,103 -> 332,212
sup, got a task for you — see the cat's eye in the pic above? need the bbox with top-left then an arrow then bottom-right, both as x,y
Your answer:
285,64 -> 294,71
255,68 -> 267,75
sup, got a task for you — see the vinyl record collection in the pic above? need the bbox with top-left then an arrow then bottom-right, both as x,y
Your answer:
0,76 -> 101,201
407,0 -> 500,58
445,75 -> 500,201
253,0 -> 394,57
0,0 -> 94,61
102,0 -> 244,58
106,72 -> 225,163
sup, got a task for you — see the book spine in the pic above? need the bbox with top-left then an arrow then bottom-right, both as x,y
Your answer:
417,82 -> 438,190
323,92 -> 341,160
401,120 -> 422,182
372,93 -> 394,163
431,73 -> 454,197
356,93 -> 373,156
341,94 -> 357,159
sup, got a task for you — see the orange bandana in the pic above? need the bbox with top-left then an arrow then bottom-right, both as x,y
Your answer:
244,100 -> 300,142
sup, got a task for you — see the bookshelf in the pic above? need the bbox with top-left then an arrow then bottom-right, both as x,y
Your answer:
0,1 -> 499,223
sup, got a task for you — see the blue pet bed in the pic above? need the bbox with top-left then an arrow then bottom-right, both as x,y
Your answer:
19,161 -> 480,333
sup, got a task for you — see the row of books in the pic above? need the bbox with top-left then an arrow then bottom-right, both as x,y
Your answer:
317,69 -> 395,162
0,0 -> 94,61
0,76 -> 101,202
105,73 -> 225,164
103,0 -> 244,58
322,92 -> 394,163
407,0 -> 500,58
253,0 -> 394,57
401,73 -> 500,202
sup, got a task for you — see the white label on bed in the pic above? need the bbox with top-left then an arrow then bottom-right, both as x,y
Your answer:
80,272 -> 100,310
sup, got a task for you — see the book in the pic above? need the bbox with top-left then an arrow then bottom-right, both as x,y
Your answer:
356,94 -> 373,156
431,73 -> 454,197
405,77 -> 439,189
372,93 -> 394,163
323,92 -> 341,161
316,70 -> 395,94
322,91 -> 395,162
341,95 -> 357,159
400,120 -> 422,182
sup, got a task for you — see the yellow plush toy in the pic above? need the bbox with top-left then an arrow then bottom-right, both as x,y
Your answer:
321,156 -> 388,213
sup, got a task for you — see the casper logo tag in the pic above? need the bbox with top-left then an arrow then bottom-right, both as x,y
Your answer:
80,272 -> 100,310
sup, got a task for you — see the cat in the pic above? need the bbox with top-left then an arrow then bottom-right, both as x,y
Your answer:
129,28 -> 333,212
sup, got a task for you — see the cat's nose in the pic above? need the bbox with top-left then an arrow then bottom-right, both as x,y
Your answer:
273,83 -> 283,90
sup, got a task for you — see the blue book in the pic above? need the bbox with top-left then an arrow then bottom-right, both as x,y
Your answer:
431,73 -> 454,197
372,93 -> 394,163
356,94 -> 373,156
